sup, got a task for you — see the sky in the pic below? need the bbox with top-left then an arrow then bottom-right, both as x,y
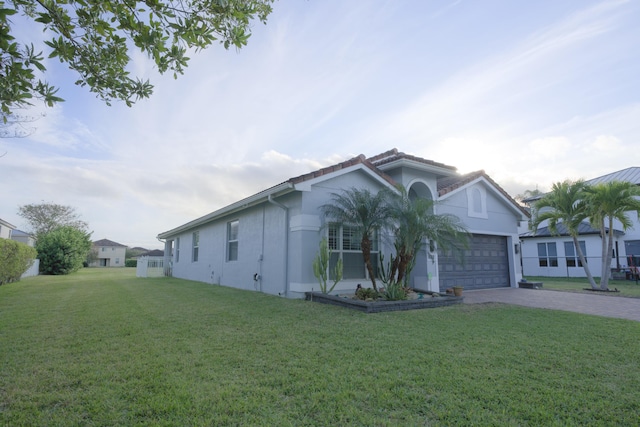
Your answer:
2,0 -> 639,250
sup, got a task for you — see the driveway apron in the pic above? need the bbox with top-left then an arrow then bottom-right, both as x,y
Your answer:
463,288 -> 640,322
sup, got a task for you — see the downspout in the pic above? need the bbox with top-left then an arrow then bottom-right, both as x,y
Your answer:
268,194 -> 290,297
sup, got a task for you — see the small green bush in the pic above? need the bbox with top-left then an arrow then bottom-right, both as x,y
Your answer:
125,259 -> 137,267
37,226 -> 92,275
383,282 -> 408,301
0,238 -> 37,285
355,287 -> 379,300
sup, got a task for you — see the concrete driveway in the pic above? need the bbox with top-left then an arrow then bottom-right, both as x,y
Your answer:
463,288 -> 640,322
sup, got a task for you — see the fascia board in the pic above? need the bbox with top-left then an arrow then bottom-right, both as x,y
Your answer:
294,163 -> 396,192
0,218 -> 16,229
157,182 -> 295,239
376,158 -> 457,177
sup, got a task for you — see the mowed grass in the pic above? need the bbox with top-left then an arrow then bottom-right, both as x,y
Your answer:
1,269 -> 639,426
527,275 -> 640,298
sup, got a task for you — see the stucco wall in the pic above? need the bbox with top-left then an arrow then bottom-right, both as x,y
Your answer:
170,199 -> 294,296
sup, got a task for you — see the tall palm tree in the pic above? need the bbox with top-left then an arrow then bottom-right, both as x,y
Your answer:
385,185 -> 468,286
532,180 -> 597,289
320,188 -> 390,290
583,181 -> 640,290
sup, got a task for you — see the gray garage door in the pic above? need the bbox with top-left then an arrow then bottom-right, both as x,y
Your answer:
438,234 -> 510,291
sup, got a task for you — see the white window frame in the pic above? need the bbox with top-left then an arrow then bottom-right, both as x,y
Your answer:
564,241 -> 586,267
537,242 -> 558,267
328,224 -> 378,280
227,220 -> 239,261
192,231 -> 199,262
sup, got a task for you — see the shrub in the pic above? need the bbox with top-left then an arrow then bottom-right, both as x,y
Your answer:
37,226 -> 92,275
355,287 -> 379,301
125,259 -> 137,267
312,237 -> 343,293
0,238 -> 37,285
383,282 -> 408,301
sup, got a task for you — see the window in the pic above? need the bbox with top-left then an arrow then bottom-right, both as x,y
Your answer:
115,257 -> 120,265
227,220 -> 239,261
175,237 -> 180,263
192,231 -> 199,262
467,186 -> 487,219
328,224 -> 378,279
101,247 -> 105,252
564,241 -> 587,267
537,242 -> 558,267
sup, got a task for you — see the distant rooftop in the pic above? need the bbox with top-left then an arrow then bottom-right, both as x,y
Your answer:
93,239 -> 127,247
586,167 -> 640,186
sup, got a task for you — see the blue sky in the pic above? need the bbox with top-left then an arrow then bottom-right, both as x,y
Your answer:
2,0 -> 639,249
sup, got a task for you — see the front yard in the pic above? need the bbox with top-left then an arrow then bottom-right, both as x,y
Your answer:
526,275 -> 640,298
1,269 -> 638,425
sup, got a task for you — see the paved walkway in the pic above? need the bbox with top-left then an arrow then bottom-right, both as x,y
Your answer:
463,288 -> 640,322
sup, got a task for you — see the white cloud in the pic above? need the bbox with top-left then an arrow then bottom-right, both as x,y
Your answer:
591,135 -> 622,152
529,136 -> 572,160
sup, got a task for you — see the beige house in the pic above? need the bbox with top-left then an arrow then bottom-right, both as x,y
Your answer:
0,218 -> 16,240
91,239 -> 127,267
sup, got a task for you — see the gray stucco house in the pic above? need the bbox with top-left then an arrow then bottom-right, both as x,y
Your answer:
158,149 -> 528,298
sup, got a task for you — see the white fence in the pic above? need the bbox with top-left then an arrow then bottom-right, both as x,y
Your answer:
136,256 -> 167,278
21,259 -> 39,279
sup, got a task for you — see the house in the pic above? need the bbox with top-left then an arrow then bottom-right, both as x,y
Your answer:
11,230 -> 36,247
90,239 -> 127,267
157,149 -> 529,298
0,218 -> 16,240
520,167 -> 640,278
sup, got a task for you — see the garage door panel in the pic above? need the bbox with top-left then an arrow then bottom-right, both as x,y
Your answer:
438,234 -> 509,291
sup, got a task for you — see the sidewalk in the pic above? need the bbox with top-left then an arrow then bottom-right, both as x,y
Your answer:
463,288 -> 640,322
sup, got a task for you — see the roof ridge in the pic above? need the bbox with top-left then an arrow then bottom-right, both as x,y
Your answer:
366,148 -> 399,164
287,154 -> 367,184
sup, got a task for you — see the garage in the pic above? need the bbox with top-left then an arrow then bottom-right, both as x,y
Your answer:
438,234 -> 510,291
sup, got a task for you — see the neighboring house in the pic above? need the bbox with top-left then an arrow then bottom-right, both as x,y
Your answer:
90,239 -> 127,267
0,218 -> 16,240
11,229 -> 36,247
520,167 -> 640,278
158,149 -> 529,298
137,249 -> 164,257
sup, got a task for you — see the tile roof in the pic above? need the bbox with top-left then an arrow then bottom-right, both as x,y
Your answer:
286,153 -> 396,186
368,148 -> 457,172
158,148 -> 527,237
93,239 -> 127,247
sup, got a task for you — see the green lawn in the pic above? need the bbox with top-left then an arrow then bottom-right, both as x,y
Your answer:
526,275 -> 640,298
1,269 -> 639,426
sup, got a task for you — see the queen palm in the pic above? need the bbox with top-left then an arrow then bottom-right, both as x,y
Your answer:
584,181 -> 640,290
385,185 -> 468,286
320,188 -> 390,291
532,180 -> 597,289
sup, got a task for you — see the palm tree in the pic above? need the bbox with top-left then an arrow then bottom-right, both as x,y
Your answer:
385,185 -> 469,286
583,181 -> 640,290
532,180 -> 597,289
320,188 -> 390,291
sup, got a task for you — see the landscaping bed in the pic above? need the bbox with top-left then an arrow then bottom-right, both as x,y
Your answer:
305,290 -> 463,313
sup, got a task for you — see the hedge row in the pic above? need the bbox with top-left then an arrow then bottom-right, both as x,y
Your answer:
0,238 -> 37,285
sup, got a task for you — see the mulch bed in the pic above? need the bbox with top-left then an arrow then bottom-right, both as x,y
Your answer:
305,291 -> 463,313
